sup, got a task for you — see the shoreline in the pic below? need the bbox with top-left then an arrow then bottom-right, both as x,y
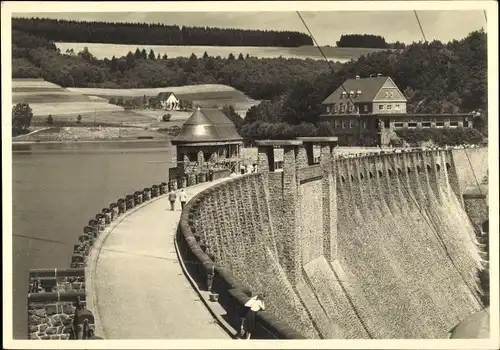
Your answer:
12,138 -> 169,146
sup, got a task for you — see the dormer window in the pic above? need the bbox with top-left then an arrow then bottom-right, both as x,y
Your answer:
357,90 -> 362,95
341,91 -> 347,98
349,90 -> 355,96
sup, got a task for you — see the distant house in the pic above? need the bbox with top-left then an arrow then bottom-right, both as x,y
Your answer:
157,91 -> 180,110
321,74 -> 473,146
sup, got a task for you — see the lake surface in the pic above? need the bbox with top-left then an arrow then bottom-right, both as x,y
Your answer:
12,141 -> 175,339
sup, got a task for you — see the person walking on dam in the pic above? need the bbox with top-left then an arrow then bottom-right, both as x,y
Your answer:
168,190 -> 177,211
240,293 -> 265,339
179,189 -> 188,210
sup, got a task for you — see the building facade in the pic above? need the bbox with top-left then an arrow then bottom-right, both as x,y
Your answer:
321,74 -> 474,146
158,91 -> 180,110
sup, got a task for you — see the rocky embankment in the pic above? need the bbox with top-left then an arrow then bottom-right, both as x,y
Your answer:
12,126 -> 178,143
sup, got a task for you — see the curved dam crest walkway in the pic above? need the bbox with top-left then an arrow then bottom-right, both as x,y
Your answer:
88,177 -> 234,339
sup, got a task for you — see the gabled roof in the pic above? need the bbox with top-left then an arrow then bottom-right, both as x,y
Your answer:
322,76 -> 402,104
157,91 -> 177,99
172,107 -> 243,144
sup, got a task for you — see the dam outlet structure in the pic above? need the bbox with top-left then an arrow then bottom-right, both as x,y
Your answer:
177,140 -> 488,339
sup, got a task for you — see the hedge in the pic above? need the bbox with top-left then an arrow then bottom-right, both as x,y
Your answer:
395,127 -> 485,146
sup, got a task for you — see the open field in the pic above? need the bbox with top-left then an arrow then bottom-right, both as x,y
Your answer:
67,84 -> 259,117
55,42 -> 391,61
13,79 -> 256,135
30,109 -> 159,126
12,79 -> 66,90
13,92 -> 96,104
67,84 -> 241,97
27,102 -> 125,117
13,79 -> 126,117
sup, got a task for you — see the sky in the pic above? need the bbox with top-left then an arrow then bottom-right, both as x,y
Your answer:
15,10 -> 486,46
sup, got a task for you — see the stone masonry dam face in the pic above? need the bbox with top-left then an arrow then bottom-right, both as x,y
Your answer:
190,146 -> 488,339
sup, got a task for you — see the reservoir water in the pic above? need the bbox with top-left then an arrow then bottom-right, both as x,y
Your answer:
12,141 -> 174,339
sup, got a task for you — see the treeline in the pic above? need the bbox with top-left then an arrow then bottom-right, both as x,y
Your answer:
238,29 -> 487,141
12,17 -> 313,47
12,30 -> 334,101
337,34 -> 406,49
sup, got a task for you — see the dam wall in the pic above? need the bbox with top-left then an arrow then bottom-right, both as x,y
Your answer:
177,141 -> 488,339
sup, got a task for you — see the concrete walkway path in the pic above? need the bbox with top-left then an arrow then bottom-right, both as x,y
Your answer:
90,178 -> 233,339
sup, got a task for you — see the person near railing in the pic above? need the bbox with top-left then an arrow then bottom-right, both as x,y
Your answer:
168,189 -> 177,211
240,293 -> 266,339
179,189 -> 188,210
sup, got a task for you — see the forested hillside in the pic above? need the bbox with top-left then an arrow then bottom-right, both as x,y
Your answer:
12,17 -> 313,47
11,27 -> 487,142
12,30 -> 335,101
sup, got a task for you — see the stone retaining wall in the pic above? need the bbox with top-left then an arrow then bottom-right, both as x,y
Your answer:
175,144 -> 489,339
27,173 -> 218,340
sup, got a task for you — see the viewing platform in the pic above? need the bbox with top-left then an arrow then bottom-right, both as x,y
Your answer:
86,177 -> 237,339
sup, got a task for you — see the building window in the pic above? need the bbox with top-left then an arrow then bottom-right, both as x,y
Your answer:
379,105 -> 384,111
342,120 -> 347,129
349,120 -> 355,128
436,121 -> 445,127
387,105 -> 392,110
394,122 -> 404,128
408,122 -> 417,128
395,104 -> 400,110
363,105 -> 368,112
450,121 -> 459,127
326,106 -> 331,113
464,121 -> 469,127
332,104 -> 337,113
334,120 -> 340,129
363,120 -> 367,129
347,104 -> 353,113
422,122 -> 432,127
390,92 -> 394,98
385,91 -> 389,98
339,103 -> 345,113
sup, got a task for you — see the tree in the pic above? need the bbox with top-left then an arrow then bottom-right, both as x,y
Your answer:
238,53 -> 245,60
134,48 -> 142,59
12,103 -> 33,135
141,48 -> 147,59
222,104 -> 244,131
148,49 -> 156,60
126,51 -> 136,69
162,53 -> 168,60
46,114 -> 54,125
162,113 -> 172,122
76,114 -> 82,123
202,51 -> 209,60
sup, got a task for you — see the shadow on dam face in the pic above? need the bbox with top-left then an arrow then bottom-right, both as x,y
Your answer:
187,146 -> 488,339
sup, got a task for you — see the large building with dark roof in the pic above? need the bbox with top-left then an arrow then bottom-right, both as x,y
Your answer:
169,107 -> 243,187
321,74 -> 474,146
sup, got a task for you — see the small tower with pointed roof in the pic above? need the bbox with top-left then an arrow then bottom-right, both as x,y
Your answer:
168,107 -> 243,188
